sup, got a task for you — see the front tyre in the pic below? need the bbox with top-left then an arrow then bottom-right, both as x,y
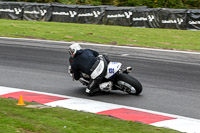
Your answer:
115,73 -> 143,95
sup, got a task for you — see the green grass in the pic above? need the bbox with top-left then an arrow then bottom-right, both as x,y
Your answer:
0,19 -> 200,51
0,98 -> 181,133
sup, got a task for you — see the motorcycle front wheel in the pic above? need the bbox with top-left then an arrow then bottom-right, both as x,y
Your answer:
115,73 -> 143,95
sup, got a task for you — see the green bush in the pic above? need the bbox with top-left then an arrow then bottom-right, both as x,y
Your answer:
3,0 -> 200,9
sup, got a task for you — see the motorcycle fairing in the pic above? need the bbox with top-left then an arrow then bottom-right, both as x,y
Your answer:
105,62 -> 122,79
90,60 -> 105,79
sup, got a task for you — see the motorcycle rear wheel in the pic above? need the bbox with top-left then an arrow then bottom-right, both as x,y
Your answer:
115,73 -> 143,95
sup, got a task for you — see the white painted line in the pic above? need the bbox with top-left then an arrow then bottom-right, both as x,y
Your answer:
151,119 -> 200,133
0,86 -> 21,95
1,37 -> 200,55
121,54 -> 129,56
45,98 -> 122,113
0,37 -> 69,44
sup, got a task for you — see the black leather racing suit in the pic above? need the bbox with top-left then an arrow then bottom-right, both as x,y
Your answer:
69,49 -> 107,95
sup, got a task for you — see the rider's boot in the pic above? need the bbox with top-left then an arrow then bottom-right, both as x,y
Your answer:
85,87 -> 100,96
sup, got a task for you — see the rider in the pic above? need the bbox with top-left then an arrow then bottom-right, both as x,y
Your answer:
68,43 -> 111,96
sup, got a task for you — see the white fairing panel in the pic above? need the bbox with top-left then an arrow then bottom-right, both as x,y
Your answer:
91,60 -> 105,79
105,62 -> 122,79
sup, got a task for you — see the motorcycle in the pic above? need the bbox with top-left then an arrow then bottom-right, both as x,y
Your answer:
68,56 -> 143,95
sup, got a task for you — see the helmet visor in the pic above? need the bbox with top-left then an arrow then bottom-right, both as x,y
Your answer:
69,48 -> 74,56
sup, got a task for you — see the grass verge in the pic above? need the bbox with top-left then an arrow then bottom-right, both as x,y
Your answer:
0,97 -> 181,133
0,19 -> 199,51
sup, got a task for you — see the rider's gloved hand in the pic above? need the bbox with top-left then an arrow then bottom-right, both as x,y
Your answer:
68,65 -> 73,76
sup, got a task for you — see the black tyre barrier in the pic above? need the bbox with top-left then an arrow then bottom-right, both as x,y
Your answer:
23,2 -> 52,21
51,4 -> 77,23
0,2 -> 200,30
0,2 -> 24,20
187,9 -> 200,30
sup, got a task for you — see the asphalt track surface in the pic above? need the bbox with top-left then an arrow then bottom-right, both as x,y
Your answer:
0,37 -> 200,120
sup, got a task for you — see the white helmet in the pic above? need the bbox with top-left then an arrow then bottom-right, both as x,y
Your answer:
69,43 -> 81,56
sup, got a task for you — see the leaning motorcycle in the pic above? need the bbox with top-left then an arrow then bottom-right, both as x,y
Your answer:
68,56 -> 143,95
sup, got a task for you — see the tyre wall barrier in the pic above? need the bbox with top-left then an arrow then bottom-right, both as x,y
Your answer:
0,2 -> 200,30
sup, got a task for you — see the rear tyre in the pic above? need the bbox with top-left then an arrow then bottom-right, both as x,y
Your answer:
115,73 -> 142,95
